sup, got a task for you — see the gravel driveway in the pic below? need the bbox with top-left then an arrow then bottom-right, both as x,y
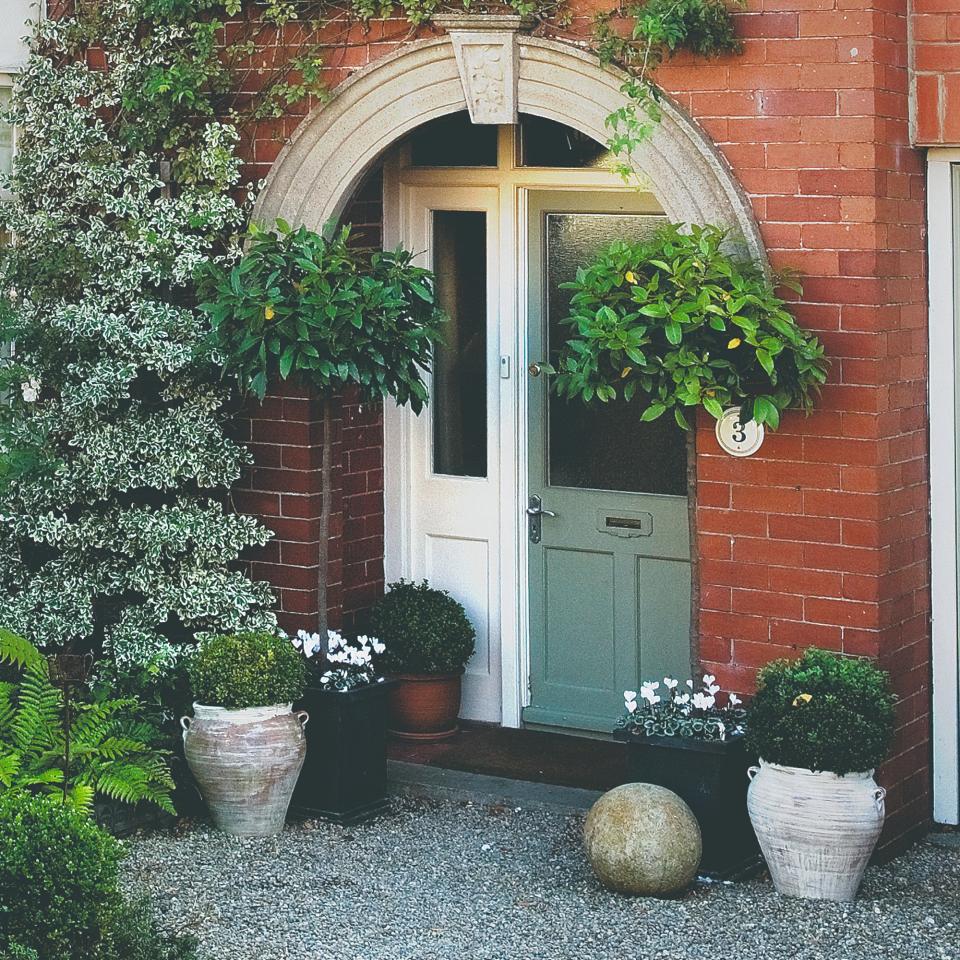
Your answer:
126,797 -> 960,960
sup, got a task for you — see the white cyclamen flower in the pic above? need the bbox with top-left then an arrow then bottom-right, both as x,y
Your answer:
624,690 -> 637,704
702,674 -> 716,686
728,693 -> 742,707
663,677 -> 679,690
625,699 -> 638,714
21,379 -> 39,402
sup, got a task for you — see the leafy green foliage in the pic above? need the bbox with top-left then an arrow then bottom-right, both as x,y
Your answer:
369,580 -> 476,675
0,791 -> 196,960
0,634 -> 175,815
0,0 -> 280,678
549,224 -> 828,431
745,648 -> 897,775
187,631 -> 307,708
200,220 -> 445,406
594,0 -> 742,182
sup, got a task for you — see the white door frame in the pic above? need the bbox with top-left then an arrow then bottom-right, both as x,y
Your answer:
928,148 -> 960,825
382,127 -> 656,727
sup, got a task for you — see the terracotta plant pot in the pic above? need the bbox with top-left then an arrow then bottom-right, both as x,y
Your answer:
182,702 -> 308,836
747,759 -> 886,901
388,671 -> 463,740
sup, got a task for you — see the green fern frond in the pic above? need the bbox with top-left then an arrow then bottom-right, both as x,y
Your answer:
11,661 -> 60,754
0,750 -> 20,786
65,782 -> 95,814
0,629 -> 42,670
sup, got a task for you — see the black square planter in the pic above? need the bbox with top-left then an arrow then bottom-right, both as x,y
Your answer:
615,730 -> 761,879
293,679 -> 398,824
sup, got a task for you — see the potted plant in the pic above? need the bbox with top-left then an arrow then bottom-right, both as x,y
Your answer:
181,631 -> 309,836
290,629 -> 398,823
744,647 -> 896,901
614,675 -> 758,879
368,580 -> 475,740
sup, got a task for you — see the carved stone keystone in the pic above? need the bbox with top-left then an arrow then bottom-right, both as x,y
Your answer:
433,14 -> 533,125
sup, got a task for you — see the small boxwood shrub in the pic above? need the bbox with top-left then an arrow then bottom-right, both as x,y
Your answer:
0,791 -> 196,960
187,632 -> 307,709
745,648 -> 896,775
369,580 -> 475,675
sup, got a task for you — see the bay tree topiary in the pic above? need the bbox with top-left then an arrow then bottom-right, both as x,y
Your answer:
200,222 -> 445,632
550,223 -> 828,432
0,1 -> 283,692
550,224 -> 828,671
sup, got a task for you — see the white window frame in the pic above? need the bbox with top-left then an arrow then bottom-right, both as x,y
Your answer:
928,148 -> 960,825
0,72 -> 15,200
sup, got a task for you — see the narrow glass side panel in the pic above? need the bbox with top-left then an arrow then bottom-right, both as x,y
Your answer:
545,212 -> 687,495
432,210 -> 488,478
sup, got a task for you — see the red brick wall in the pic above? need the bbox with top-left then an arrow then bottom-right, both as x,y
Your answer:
234,170 -> 386,638
233,1 -> 931,847
910,0 -> 960,145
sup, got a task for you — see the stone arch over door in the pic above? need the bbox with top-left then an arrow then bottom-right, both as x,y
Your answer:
254,35 -> 763,256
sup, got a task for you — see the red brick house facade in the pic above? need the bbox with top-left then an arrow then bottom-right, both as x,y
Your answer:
224,0 -> 950,852
11,0 -> 956,851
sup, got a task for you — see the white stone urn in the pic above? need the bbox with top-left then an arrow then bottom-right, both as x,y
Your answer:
747,760 -> 886,901
182,703 -> 308,837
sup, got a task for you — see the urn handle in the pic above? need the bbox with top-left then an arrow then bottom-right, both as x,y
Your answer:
873,785 -> 886,815
295,710 -> 309,730
180,716 -> 191,743
747,765 -> 760,782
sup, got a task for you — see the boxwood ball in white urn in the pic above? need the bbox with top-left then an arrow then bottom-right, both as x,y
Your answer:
584,783 -> 702,896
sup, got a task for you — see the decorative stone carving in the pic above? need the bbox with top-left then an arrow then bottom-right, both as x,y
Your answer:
433,15 -> 532,125
253,36 -> 765,264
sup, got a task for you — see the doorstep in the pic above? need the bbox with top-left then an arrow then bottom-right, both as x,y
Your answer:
387,760 -> 603,812
386,720 -> 626,791
385,720 -> 624,812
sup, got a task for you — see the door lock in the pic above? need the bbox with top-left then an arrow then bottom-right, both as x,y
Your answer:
527,495 -> 557,544
528,362 -> 543,378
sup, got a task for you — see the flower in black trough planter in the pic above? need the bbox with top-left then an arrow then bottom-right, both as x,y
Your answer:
292,629 -> 387,692
619,675 -> 746,742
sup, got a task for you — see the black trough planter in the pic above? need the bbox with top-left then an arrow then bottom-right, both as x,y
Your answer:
293,679 -> 397,824
615,730 -> 761,879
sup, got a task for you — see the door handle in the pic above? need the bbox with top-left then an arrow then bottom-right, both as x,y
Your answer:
527,495 -> 557,544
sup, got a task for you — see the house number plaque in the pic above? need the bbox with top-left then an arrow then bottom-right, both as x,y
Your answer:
715,406 -> 764,458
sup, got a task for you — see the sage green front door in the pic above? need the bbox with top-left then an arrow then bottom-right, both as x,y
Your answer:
524,192 -> 692,732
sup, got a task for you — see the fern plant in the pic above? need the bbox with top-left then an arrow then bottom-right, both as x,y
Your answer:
0,632 -> 175,815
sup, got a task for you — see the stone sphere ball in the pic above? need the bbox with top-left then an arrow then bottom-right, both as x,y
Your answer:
583,783 -> 702,896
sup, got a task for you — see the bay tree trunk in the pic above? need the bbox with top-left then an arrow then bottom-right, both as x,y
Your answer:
686,427 -> 700,681
317,395 -> 335,638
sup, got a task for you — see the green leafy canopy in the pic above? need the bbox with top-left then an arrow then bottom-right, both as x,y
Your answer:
548,223 -> 829,431
199,220 -> 445,408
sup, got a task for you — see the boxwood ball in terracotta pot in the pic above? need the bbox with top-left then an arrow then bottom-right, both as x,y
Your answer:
368,580 -> 475,740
